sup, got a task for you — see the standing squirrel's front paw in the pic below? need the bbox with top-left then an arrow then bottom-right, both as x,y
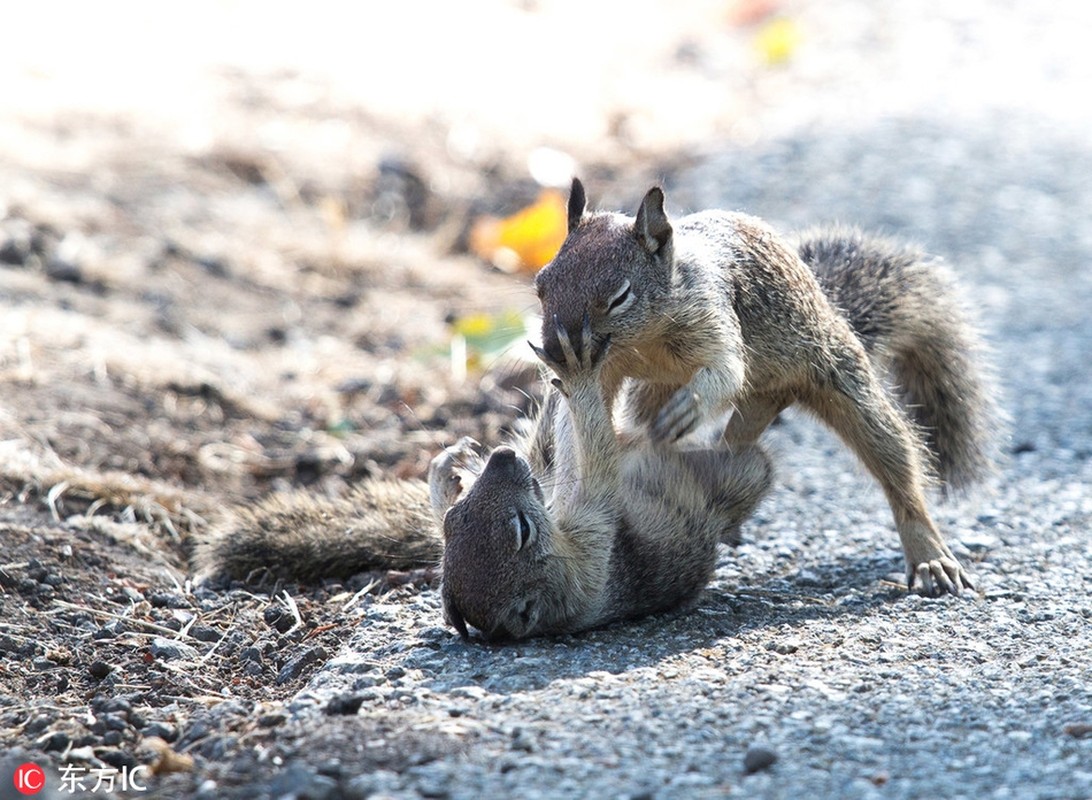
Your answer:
652,386 -> 701,442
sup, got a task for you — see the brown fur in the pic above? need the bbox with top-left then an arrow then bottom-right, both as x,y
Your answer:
534,179 -> 1003,596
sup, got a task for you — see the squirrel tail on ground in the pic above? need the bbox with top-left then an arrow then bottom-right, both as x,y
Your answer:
193,479 -> 440,583
796,226 -> 1005,493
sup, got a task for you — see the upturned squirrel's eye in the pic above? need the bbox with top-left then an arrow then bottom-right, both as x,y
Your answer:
606,280 -> 634,315
513,511 -> 534,551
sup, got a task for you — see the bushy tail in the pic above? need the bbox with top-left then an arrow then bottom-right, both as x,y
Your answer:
194,479 -> 441,583
796,226 -> 1004,493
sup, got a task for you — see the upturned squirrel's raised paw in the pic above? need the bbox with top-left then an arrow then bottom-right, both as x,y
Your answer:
534,178 -> 1004,596
530,314 -> 611,396
428,436 -> 483,522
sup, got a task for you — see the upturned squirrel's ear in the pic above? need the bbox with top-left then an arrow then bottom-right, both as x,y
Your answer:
567,177 -> 586,233
634,187 -> 672,256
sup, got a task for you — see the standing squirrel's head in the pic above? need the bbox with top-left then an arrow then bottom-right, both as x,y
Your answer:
534,177 -> 674,364
439,446 -> 559,641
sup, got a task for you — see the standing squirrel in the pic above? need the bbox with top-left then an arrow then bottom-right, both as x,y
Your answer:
534,178 -> 1003,597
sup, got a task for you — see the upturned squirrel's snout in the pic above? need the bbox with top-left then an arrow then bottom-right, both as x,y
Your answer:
486,446 -> 517,467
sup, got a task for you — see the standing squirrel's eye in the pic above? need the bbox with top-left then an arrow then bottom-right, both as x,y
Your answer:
513,511 -> 534,551
606,280 -> 634,315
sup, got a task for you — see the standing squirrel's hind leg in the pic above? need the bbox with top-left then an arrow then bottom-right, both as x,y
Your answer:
800,347 -> 974,597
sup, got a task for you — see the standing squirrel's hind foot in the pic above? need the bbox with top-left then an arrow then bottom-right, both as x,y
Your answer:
906,556 -> 975,598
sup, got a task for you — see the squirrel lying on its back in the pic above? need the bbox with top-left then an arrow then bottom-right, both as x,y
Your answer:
195,338 -> 773,640
196,183 -> 1002,636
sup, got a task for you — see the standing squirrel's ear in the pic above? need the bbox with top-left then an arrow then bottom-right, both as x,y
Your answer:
567,177 -> 586,233
634,187 -> 672,255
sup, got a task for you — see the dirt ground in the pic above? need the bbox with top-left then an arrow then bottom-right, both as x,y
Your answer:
0,58 -> 552,800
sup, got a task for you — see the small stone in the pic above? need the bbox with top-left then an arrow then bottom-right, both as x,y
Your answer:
0,234 -> 31,265
101,697 -> 132,716
257,713 -> 287,728
43,731 -> 71,752
239,646 -> 263,664
189,625 -> 222,643
510,729 -> 535,753
45,256 -> 83,283
150,638 -> 199,661
325,694 -> 365,716
1063,723 -> 1092,739
264,606 -> 294,634
276,646 -> 328,685
93,620 -> 126,639
23,714 -> 53,734
142,721 -> 178,742
743,745 -> 778,774
148,591 -> 189,609
97,748 -> 137,770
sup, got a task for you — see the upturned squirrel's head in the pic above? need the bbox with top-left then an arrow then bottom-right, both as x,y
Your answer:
534,178 -> 674,364
439,446 -> 559,641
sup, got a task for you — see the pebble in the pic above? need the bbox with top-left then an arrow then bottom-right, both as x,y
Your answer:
150,638 -> 199,661
142,721 -> 178,741
324,694 -> 365,716
743,745 -> 779,774
276,646 -> 329,685
257,712 -> 287,728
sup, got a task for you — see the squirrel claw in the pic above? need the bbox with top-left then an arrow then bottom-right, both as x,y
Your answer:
529,341 -> 554,367
541,318 -> 611,380
907,557 -> 974,597
652,387 -> 700,442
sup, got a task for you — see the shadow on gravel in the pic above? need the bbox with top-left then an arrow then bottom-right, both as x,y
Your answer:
412,552 -> 906,696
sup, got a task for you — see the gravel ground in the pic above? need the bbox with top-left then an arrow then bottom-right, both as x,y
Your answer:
274,7 -> 1092,800
285,111 -> 1092,800
3,2 -> 1091,799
